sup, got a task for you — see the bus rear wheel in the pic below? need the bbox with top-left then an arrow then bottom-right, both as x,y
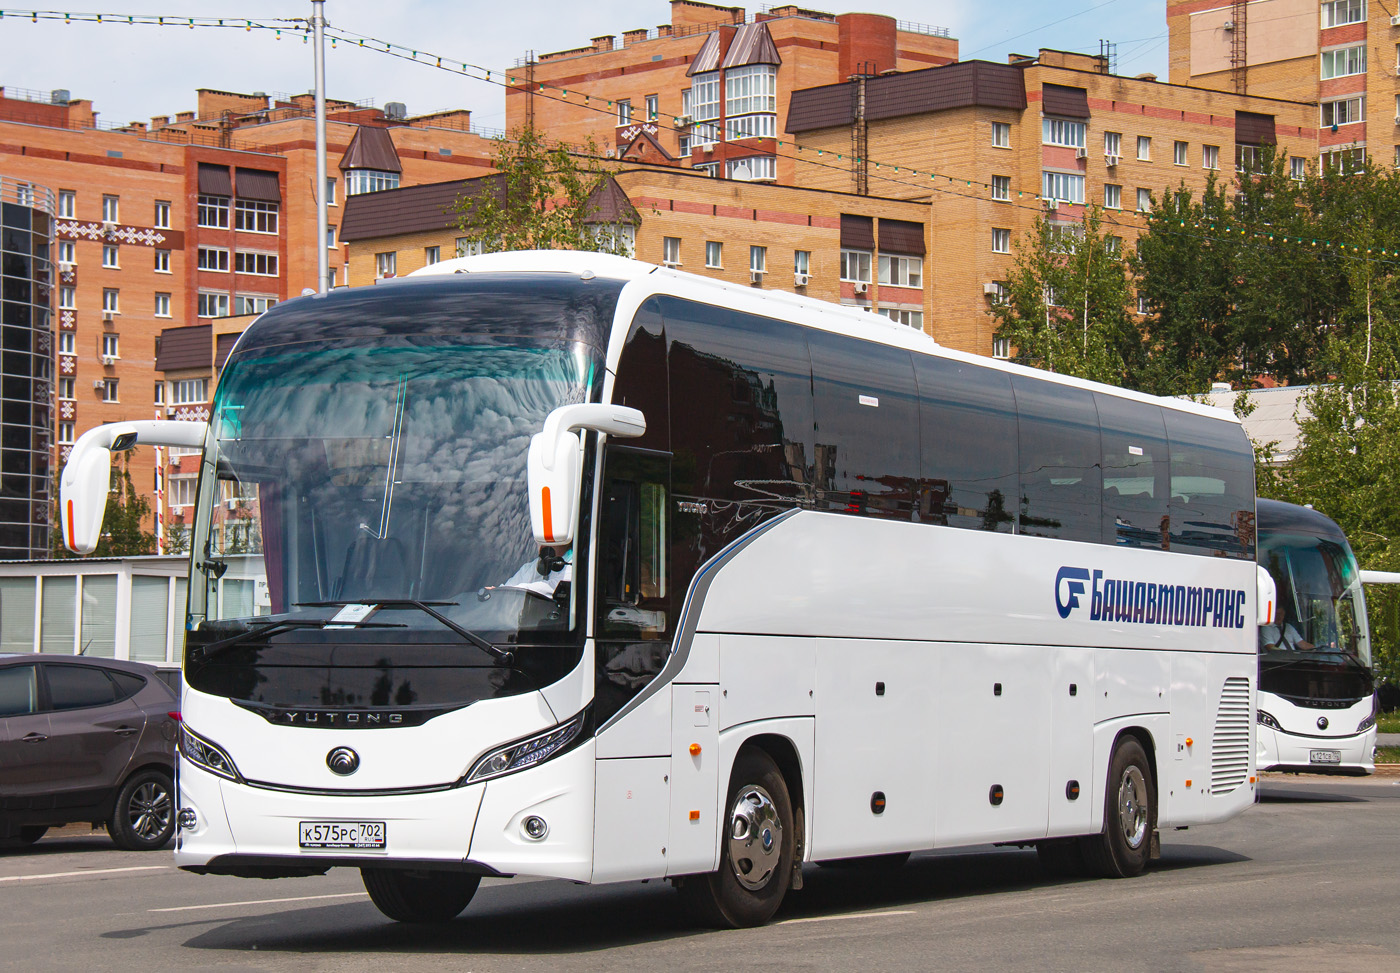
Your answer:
1081,736 -> 1155,879
681,748 -> 795,928
361,868 -> 480,923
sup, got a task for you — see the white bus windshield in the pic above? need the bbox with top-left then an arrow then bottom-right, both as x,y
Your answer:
1258,531 -> 1370,668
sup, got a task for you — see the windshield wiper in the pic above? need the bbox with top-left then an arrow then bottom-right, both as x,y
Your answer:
298,600 -> 515,666
195,617 -> 407,661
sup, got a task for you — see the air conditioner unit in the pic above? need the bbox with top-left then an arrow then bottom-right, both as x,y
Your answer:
1045,198 -> 1059,211
1074,147 -> 1087,159
92,380 -> 105,389
58,260 -> 73,272
663,260 -> 680,268
983,282 -> 1002,296
102,220 -> 117,233
750,270 -> 764,284
100,354 -> 117,366
1222,19 -> 1235,31
1395,113 -> 1400,124
794,272 -> 810,287
102,311 -> 115,323
165,406 -> 176,417
853,281 -> 869,294
673,114 -> 693,128
1391,14 -> 1400,25
1105,154 -> 1119,167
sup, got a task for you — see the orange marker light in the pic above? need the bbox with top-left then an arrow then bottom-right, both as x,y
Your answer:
540,487 -> 554,542
689,810 -> 700,821
1185,737 -> 1193,747
1185,779 -> 1192,787
688,743 -> 701,756
1249,776 -> 1257,784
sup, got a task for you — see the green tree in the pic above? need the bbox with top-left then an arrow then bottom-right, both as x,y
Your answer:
49,452 -> 157,558
453,126 -> 638,255
993,207 -> 1137,385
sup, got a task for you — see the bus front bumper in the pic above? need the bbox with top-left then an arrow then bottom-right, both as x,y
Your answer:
1257,725 -> 1376,776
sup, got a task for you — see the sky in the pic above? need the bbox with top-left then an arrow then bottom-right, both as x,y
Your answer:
2,1 -> 1171,132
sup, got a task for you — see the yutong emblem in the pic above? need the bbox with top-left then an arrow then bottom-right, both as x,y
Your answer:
326,747 -> 360,776
1317,716 -> 1329,731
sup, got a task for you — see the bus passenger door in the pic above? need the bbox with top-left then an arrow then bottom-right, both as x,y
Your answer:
592,447 -> 677,883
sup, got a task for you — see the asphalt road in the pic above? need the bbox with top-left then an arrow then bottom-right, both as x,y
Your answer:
4,775 -> 1400,972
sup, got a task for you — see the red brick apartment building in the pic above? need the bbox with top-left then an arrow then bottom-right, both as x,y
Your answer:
506,0 -> 957,184
0,85 -> 498,546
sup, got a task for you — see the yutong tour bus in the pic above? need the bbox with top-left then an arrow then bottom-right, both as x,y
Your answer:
61,251 -> 1266,927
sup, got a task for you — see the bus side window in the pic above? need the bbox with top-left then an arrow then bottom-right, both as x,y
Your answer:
1162,410 -> 1256,559
915,356 -> 1017,532
1095,393 -> 1170,551
597,448 -> 671,640
1011,376 -> 1104,544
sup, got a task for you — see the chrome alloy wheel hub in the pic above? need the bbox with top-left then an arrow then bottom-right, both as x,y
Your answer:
727,784 -> 783,891
1117,765 -> 1149,850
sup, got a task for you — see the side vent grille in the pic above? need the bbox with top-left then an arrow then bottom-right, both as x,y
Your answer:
1211,676 -> 1251,794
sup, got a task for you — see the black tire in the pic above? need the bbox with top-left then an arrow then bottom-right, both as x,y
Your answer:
816,851 -> 911,871
361,868 -> 481,923
1036,838 -> 1086,877
106,769 -> 175,851
1081,736 -> 1155,879
680,748 -> 795,929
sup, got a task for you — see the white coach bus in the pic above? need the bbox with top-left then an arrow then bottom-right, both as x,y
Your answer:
62,251 -> 1263,927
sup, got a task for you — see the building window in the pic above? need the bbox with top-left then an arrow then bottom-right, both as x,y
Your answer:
197,247 -> 229,272
794,250 -> 810,276
726,63 -> 778,115
58,422 -> 75,445
878,254 -> 922,288
375,252 -> 397,279
1173,141 -> 1188,166
424,245 -> 440,266
326,226 -> 338,248
662,236 -> 681,266
992,336 -> 1010,359
1104,132 -> 1122,157
456,238 -> 482,258
1136,188 -> 1152,212
840,249 -> 872,283
1321,96 -> 1365,127
992,228 -> 1011,253
59,286 -> 75,309
234,295 -> 276,315
1321,45 -> 1366,79
705,241 -> 722,268
197,292 -> 229,318
101,378 -> 118,402
329,268 -> 338,288
1105,184 -> 1122,209
102,334 -> 119,359
1322,0 -> 1365,27
992,121 -> 1011,148
325,177 -> 337,206
58,332 -> 75,354
58,377 -> 74,399
154,293 -> 171,317
617,99 -> 632,125
198,195 -> 229,228
101,244 -> 118,268
102,288 -> 119,313
877,308 -> 924,328
57,190 -> 75,219
1203,144 -> 1219,170
154,200 -> 170,228
102,195 -> 119,222
1137,136 -> 1151,161
173,378 -> 208,404
57,241 -> 75,265
1323,147 -> 1366,173
691,71 -> 721,146
154,249 -> 170,273
645,94 -> 658,121
344,170 -> 401,195
169,477 -> 196,508
234,251 -> 277,275
591,224 -> 635,257
1042,118 -> 1086,148
234,199 -> 278,233
726,155 -> 776,179
1236,144 -> 1263,173
749,246 -> 767,275
992,175 -> 1011,201
1136,295 -> 1149,315
153,382 -> 164,405
1042,171 -> 1086,204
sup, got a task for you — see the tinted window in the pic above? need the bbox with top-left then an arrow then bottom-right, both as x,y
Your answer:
46,664 -> 118,711
110,671 -> 146,701
1012,376 -> 1103,543
809,331 -> 918,519
1163,410 -> 1256,559
611,299 -> 669,453
1096,393 -> 1170,551
916,357 -> 1018,532
0,663 -> 37,716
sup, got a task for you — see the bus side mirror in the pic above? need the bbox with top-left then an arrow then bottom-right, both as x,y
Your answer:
1256,564 -> 1277,627
60,419 -> 208,555
527,404 -> 646,546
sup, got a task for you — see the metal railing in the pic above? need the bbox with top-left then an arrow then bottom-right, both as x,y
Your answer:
0,178 -> 56,215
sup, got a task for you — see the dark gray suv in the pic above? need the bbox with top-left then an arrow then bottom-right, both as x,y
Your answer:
0,655 -> 178,850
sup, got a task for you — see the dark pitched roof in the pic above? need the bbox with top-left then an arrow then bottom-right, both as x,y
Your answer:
1042,83 -> 1089,119
722,22 -> 780,68
688,30 -> 724,76
339,125 -> 402,173
1235,110 -> 1277,145
582,177 -> 641,225
786,61 -> 1028,133
155,324 -> 212,372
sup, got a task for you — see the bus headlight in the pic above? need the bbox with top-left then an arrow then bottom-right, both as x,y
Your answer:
1257,709 -> 1281,731
180,725 -> 243,783
464,710 -> 587,784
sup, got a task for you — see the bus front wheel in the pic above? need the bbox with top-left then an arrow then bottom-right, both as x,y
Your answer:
1082,736 -> 1155,879
361,868 -> 480,923
681,748 -> 795,928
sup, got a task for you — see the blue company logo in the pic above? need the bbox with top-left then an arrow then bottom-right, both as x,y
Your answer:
1054,566 -> 1247,629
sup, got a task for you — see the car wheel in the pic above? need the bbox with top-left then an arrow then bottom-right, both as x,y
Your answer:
106,769 -> 175,851
362,868 -> 480,923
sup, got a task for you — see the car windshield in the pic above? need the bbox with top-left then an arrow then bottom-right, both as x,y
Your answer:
187,339 -> 601,645
1258,531 -> 1370,668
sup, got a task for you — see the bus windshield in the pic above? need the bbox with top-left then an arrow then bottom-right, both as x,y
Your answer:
1258,531 -> 1370,669
187,339 -> 599,644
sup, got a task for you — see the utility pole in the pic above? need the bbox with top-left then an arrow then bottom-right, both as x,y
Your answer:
312,0 -> 329,294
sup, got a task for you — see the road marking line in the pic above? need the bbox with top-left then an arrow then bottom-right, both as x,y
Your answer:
779,909 -> 915,925
0,865 -> 170,884
150,891 -> 368,912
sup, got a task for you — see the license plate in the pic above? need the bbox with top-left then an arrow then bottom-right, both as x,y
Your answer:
1310,750 -> 1342,765
299,821 -> 386,850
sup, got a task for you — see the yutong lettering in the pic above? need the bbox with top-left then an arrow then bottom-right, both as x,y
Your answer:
278,711 -> 405,726
1055,566 -> 1247,628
